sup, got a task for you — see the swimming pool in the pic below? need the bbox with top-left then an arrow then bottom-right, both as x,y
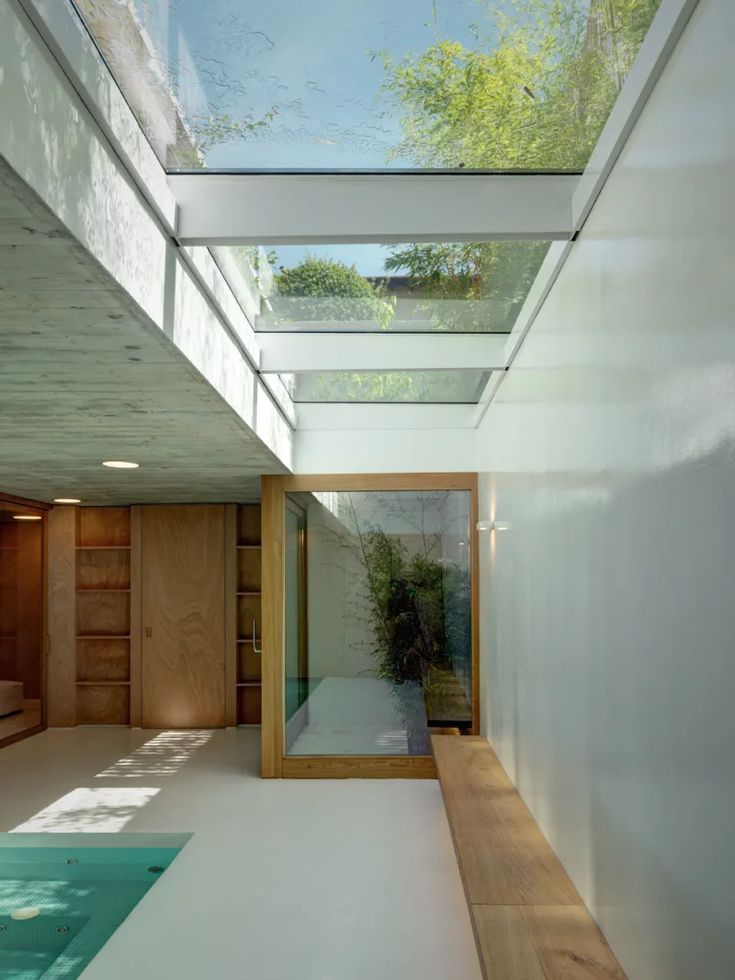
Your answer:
0,833 -> 190,979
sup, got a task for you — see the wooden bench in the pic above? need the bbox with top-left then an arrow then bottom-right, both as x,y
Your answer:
432,735 -> 627,980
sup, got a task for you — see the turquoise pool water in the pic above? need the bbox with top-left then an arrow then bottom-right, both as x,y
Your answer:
0,834 -> 190,979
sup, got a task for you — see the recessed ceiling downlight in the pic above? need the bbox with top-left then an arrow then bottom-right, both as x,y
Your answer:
54,498 -> 81,504
102,460 -> 139,469
12,515 -> 42,521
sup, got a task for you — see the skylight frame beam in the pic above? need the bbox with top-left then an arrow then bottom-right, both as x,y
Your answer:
169,173 -> 579,245
295,403 -> 478,430
258,332 -> 508,373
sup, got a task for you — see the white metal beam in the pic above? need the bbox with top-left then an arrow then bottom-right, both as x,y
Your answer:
296,403 -> 477,430
169,173 -> 579,245
258,332 -> 508,373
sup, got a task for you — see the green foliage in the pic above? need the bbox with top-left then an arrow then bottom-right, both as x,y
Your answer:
379,0 -> 661,322
380,0 -> 662,170
358,529 -> 465,686
385,240 -> 549,331
275,256 -> 395,328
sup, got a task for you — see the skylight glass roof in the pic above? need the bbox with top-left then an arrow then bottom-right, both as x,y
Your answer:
222,241 -> 551,333
72,0 -> 661,172
276,370 -> 492,403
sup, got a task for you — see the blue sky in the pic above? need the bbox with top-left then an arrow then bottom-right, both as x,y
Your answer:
154,0 -> 507,168
266,244 -> 396,277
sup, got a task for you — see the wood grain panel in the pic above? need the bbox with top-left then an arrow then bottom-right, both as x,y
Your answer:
237,549 -> 262,592
471,906 -> 626,980
47,506 -> 76,726
261,477 -> 284,777
0,581 -> 16,636
0,639 -> 16,683
0,699 -> 42,740
237,505 -> 261,545
76,638 -> 129,682
224,505 -> 237,728
237,642 -> 261,683
129,507 -> 142,727
470,905 -> 546,980
432,736 -> 580,906
281,755 -> 437,779
237,684 -> 262,725
432,735 -> 627,980
141,505 -> 226,729
76,591 -> 130,638
236,594 -> 261,641
277,474 -> 477,492
76,549 -> 130,590
523,906 -> 626,979
77,507 -> 130,547
76,684 -> 129,725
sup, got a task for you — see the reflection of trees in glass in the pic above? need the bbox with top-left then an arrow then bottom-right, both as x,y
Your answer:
293,370 -> 486,404
380,0 -> 661,170
319,492 -> 472,753
79,0 -> 659,170
274,257 -> 395,328
377,0 -> 660,313
385,241 -> 550,331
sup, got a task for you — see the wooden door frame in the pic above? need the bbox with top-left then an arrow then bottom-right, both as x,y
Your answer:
0,492 -> 50,750
261,473 -> 480,779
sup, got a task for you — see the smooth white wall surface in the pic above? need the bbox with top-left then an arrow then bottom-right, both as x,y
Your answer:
295,428 -> 478,474
476,2 -> 734,978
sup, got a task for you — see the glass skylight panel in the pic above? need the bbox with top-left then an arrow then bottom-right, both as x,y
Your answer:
72,0 -> 661,172
276,370 -> 491,403
229,241 -> 551,333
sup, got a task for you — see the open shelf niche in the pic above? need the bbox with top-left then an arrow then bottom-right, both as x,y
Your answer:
234,504 -> 261,725
74,507 -> 137,725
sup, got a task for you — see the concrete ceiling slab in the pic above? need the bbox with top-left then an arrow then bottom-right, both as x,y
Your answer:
0,158 -> 288,505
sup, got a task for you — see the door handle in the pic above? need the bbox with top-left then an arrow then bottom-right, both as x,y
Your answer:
252,619 -> 261,655
145,627 -> 152,638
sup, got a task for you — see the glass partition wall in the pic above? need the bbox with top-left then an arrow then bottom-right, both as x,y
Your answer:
0,497 -> 46,747
262,475 -> 477,778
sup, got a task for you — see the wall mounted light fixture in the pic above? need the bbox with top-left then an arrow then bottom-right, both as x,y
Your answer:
476,520 -> 510,532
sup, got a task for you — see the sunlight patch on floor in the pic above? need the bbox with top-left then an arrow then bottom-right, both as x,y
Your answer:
95,731 -> 213,778
10,788 -> 160,833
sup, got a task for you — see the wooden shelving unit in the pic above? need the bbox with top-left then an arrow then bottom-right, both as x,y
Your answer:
74,507 -> 136,725
0,522 -> 18,692
233,504 -> 262,725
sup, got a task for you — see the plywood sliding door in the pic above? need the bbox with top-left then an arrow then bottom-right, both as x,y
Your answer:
141,505 -> 226,728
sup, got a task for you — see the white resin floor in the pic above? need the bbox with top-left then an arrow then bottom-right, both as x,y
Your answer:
0,727 -> 481,980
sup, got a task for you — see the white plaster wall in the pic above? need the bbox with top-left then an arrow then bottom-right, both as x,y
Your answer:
476,2 -> 735,978
295,428 -> 477,474
0,0 -> 292,469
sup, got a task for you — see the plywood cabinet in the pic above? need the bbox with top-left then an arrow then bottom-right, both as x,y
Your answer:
48,502 -> 261,729
74,507 -> 136,725
234,505 -> 262,725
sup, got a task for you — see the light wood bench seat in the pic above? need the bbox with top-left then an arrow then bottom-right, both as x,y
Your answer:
432,735 -> 627,979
